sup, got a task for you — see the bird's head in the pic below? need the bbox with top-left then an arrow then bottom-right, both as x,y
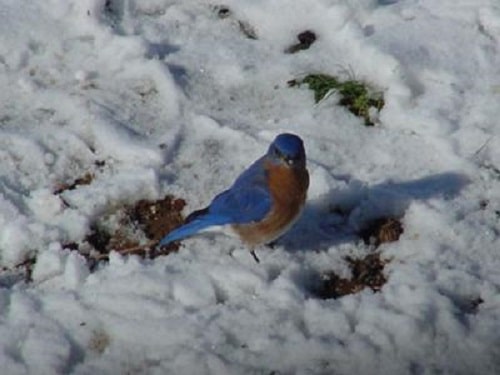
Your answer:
267,133 -> 306,168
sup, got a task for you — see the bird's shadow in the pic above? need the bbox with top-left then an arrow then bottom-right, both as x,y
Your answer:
279,172 -> 470,252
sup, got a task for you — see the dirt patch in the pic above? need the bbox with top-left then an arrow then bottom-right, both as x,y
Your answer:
309,217 -> 402,299
466,297 -> 484,314
83,195 -> 186,263
285,30 -> 317,54
53,172 -> 95,195
88,328 -> 111,354
215,5 -> 231,19
129,196 -> 186,242
213,4 -> 258,39
4,167 -> 189,277
360,217 -> 403,247
314,252 -> 388,299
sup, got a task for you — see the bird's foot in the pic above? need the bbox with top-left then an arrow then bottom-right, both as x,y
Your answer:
250,250 -> 260,263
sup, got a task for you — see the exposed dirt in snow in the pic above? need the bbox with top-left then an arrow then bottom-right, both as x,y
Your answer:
315,252 -> 389,299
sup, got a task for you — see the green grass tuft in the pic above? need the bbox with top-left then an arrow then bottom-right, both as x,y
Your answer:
295,73 -> 384,126
301,74 -> 339,103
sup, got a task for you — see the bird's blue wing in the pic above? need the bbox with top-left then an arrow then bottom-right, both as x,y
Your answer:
158,158 -> 271,247
209,183 -> 271,224
209,157 -> 271,223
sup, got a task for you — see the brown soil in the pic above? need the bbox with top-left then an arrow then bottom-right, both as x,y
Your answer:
315,252 -> 388,299
311,217 -> 403,299
83,195 -> 186,262
360,217 -> 403,247
285,30 -> 317,54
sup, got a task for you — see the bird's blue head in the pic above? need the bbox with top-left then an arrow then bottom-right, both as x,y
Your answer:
267,133 -> 306,168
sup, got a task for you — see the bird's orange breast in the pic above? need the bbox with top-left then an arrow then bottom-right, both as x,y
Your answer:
233,162 -> 309,246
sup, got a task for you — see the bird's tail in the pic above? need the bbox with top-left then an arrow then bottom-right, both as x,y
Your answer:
158,220 -> 210,246
158,208 -> 227,247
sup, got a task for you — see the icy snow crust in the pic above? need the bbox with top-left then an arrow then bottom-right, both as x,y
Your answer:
0,0 -> 500,374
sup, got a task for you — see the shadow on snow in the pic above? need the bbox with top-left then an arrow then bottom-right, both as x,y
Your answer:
280,172 -> 470,252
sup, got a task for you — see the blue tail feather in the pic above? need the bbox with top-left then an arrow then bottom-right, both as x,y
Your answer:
158,213 -> 228,247
158,220 -> 210,246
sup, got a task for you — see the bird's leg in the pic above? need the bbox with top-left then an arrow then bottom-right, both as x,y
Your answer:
250,249 -> 260,263
228,247 -> 260,263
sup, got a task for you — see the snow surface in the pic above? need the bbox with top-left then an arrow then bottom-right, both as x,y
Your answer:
1,0 -> 500,374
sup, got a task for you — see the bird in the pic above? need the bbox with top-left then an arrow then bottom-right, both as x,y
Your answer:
158,133 -> 309,262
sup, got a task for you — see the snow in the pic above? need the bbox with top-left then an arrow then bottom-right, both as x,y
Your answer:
0,0 -> 499,374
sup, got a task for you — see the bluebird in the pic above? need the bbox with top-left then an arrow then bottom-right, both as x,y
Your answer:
159,133 -> 309,262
